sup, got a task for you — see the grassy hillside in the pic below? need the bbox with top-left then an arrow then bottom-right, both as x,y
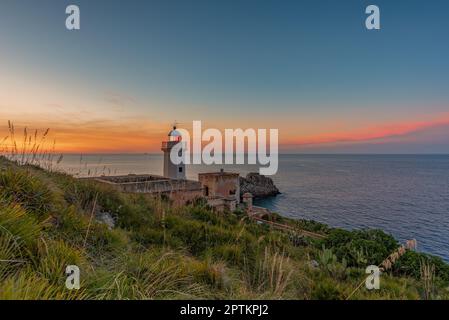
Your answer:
1,156 -> 448,300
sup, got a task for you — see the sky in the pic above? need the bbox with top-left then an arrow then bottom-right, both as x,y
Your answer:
0,0 -> 449,153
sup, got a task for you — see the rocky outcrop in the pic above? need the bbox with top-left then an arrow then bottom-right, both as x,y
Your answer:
239,172 -> 280,198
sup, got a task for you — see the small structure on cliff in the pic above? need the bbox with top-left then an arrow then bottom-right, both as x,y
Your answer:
199,169 -> 240,203
198,169 -> 240,212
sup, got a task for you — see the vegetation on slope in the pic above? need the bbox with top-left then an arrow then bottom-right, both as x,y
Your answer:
1,156 -> 449,300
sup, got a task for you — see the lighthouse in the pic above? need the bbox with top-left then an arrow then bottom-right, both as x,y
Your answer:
161,125 -> 186,180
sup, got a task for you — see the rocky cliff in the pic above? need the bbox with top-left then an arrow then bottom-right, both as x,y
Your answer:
239,172 -> 280,198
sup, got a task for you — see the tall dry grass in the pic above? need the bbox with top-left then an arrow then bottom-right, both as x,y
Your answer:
0,121 -> 118,178
0,121 -> 63,172
245,247 -> 293,298
420,258 -> 436,300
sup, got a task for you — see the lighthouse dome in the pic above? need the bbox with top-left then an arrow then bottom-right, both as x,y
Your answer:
168,126 -> 182,141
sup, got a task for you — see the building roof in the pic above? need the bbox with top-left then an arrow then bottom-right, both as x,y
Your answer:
198,171 -> 240,177
168,126 -> 182,137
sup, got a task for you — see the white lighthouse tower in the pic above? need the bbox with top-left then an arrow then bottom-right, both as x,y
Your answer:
161,125 -> 186,180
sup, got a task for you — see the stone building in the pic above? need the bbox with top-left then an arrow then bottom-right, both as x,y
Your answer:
86,126 -> 251,212
198,169 -> 240,203
198,169 -> 240,213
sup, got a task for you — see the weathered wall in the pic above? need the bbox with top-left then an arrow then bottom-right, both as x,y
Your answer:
206,197 -> 237,213
92,175 -> 201,194
198,172 -> 240,204
88,175 -> 204,206
165,189 -> 204,206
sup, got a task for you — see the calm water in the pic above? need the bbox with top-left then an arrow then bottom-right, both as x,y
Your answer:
58,154 -> 449,261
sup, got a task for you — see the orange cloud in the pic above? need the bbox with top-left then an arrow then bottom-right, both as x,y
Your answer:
283,113 -> 449,146
2,111 -> 449,153
0,118 -> 169,153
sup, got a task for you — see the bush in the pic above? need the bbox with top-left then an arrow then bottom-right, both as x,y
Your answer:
295,219 -> 330,234
189,258 -> 229,290
311,279 -> 344,300
51,205 -> 128,256
36,239 -> 86,285
394,251 -> 449,284
0,198 -> 42,251
0,270 -> 86,300
0,233 -> 21,280
132,227 -> 165,246
212,244 -> 244,267
62,179 -> 124,214
317,247 -> 348,280
88,250 -> 205,299
165,215 -> 245,255
323,229 -> 398,267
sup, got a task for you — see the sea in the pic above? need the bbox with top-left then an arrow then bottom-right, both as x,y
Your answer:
57,154 -> 449,262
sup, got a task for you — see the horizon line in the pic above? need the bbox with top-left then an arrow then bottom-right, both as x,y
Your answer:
43,152 -> 449,156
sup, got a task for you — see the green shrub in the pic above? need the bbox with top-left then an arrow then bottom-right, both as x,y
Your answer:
61,179 -> 127,217
189,258 -> 229,290
317,247 -> 348,280
0,168 -> 55,217
165,215 -> 240,255
394,251 -> 449,284
294,219 -> 331,234
0,233 -> 21,280
0,270 -> 87,300
51,205 -> 128,255
311,279 -> 344,300
189,206 -> 239,227
90,250 -> 205,299
212,244 -> 244,266
324,229 -> 398,267
132,227 -> 165,246
36,239 -> 86,285
0,199 -> 42,251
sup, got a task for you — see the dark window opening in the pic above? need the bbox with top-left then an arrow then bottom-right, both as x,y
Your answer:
178,167 -> 183,173
229,189 -> 236,195
205,186 -> 209,196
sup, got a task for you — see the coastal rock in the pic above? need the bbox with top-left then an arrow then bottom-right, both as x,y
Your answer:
239,172 -> 280,198
96,212 -> 115,230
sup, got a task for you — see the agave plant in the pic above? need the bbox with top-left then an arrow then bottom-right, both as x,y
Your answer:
318,246 -> 348,280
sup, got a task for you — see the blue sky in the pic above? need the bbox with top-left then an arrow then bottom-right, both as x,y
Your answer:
1,0 -> 449,153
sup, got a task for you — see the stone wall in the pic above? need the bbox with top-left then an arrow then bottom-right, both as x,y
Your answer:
89,175 -> 202,194
86,174 -> 204,206
198,171 -> 240,204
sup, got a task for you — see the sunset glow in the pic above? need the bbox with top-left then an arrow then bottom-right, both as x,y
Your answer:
1,1 -> 449,154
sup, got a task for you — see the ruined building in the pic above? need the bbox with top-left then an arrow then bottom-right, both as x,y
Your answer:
87,126 -> 249,212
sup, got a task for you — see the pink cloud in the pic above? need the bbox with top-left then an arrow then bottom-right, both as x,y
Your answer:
283,113 -> 449,146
